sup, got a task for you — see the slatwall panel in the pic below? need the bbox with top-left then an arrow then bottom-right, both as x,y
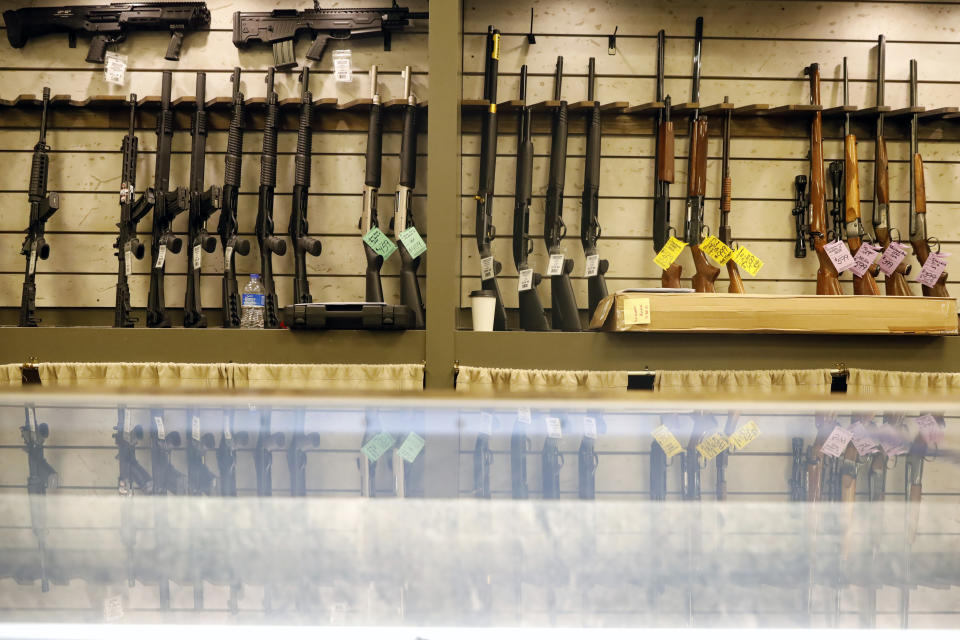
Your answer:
0,0 -> 428,315
460,0 -> 960,310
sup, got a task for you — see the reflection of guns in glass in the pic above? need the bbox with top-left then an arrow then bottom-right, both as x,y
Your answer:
577,432 -> 597,500
288,408 -> 319,497
541,431 -> 563,500
474,430 -> 492,499
359,410 -> 385,497
790,437 -> 806,501
115,405 -> 151,588
149,409 -> 183,609
21,404 -> 57,592
185,409 -> 217,610
216,408 -> 248,614
716,411 -> 739,500
255,408 -> 285,497
511,419 -> 529,499
682,412 -> 712,500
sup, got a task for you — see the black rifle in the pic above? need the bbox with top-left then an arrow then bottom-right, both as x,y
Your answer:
473,430 -> 492,499
184,72 -> 221,328
4,2 -> 210,64
793,175 -> 809,258
147,71 -> 188,328
359,410 -> 390,497
650,440 -> 667,501
22,405 -> 57,592
578,431 -> 598,500
288,408 -> 320,497
185,410 -> 217,496
115,95 -> 154,328
653,30 -> 675,267
219,69 -> 252,328
715,411 -> 738,500
682,17 -> 706,248
790,437 -> 806,501
361,65 -> 386,303
542,432 -> 563,499
19,87 -> 60,328
580,58 -> 608,317
254,408 -> 285,497
290,67 -> 323,306
511,418 -> 529,499
512,66 -> 549,331
475,27 -> 507,330
150,411 -> 185,496
544,57 -> 581,332
828,160 -> 844,242
256,68 -> 288,328
116,405 -> 152,495
393,66 -> 425,327
681,412 -> 712,501
216,409 -> 248,498
233,2 -> 427,69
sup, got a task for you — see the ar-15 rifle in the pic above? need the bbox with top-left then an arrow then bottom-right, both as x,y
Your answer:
184,72 -> 221,328
216,409 -> 247,497
115,406 -> 150,589
512,66 -> 549,331
288,408 -> 320,497
511,417 -> 529,499
256,68 -> 288,327
22,405 -> 57,592
290,67 -> 323,306
475,27 -> 507,330
653,31 -> 680,288
361,65 -> 386,303
717,98 -> 743,294
544,56 -> 581,331
581,58 -> 608,316
185,410 -> 217,496
393,66 -> 425,327
233,2 -> 427,69
19,87 -> 60,327
147,71 -> 189,327
219,69 -> 252,328
150,411 -> 185,496
909,60 -> 948,297
115,95 -> 154,328
4,2 -> 210,64
254,408 -> 286,497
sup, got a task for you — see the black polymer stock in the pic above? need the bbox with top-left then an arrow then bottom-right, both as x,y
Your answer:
290,66 -> 323,306
19,87 -> 60,327
360,65 -> 386,303
184,73 -> 222,328
147,71 -> 188,328
544,56 -> 581,331
580,58 -> 608,318
219,69 -> 252,328
21,405 -> 57,592
257,68 -> 288,328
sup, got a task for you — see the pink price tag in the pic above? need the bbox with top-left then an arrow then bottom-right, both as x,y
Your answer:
917,252 -> 948,288
850,422 -> 878,456
824,240 -> 855,273
851,244 -> 880,278
878,242 -> 909,277
878,423 -> 910,456
915,414 -> 945,446
820,425 -> 854,458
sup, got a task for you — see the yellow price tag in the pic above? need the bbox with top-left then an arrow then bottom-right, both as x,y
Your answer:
652,425 -> 683,459
699,235 -> 733,265
728,420 -> 760,451
696,432 -> 730,460
622,297 -> 650,326
653,236 -> 687,270
732,246 -> 764,276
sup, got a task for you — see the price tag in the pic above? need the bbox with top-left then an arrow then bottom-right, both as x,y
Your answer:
28,249 -> 37,275
851,243 -> 880,278
480,256 -> 495,281
878,242 -> 909,277
104,51 -> 127,86
398,226 -> 427,259
917,253 -> 948,289
915,414 -> 945,446
224,246 -> 234,270
547,254 -> 564,276
878,423 -> 910,456
652,424 -> 683,459
583,416 -> 597,439
155,245 -> 167,269
153,415 -> 166,440
361,432 -> 395,462
518,268 -> 533,292
191,415 -> 201,441
545,417 -> 563,439
332,49 -> 353,83
728,420 -> 760,451
517,407 -> 532,425
363,227 -> 397,260
699,235 -> 733,265
821,425 -> 854,458
622,297 -> 651,326
731,246 -> 764,276
653,236 -> 687,270
124,250 -> 133,276
103,594 -> 124,622
696,432 -> 730,460
397,432 -> 425,463
479,411 -> 494,435
192,244 -> 202,270
850,422 -> 878,456
584,254 -> 600,277
825,240 -> 856,273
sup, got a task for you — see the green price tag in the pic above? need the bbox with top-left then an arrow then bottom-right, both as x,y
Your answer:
361,432 -> 395,462
398,226 -> 427,259
363,227 -> 397,260
397,432 -> 425,463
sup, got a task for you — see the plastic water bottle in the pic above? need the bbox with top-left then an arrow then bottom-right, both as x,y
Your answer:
240,274 -> 265,328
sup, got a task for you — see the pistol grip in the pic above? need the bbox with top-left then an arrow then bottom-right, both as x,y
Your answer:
165,30 -> 184,61
306,34 -> 330,62
86,35 -> 108,64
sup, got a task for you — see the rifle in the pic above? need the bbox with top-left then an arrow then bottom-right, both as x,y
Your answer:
578,430 -> 598,500
115,405 -> 152,495
581,58 -> 608,316
717,98 -> 743,294
361,65 -> 386,303
682,412 -> 712,500
184,72 -> 221,328
650,439 -> 668,501
185,410 -> 217,496
233,2 -> 427,69
805,412 -> 836,502
909,59 -> 948,297
219,69 -> 252,328
21,405 -> 57,592
288,408 -> 320,497
790,437 -> 806,501
871,36 -> 913,297
256,68 -> 287,328
254,408 -> 285,497
150,411 -> 185,496
216,409 -> 248,498
359,410 -> 389,497
542,430 -> 563,499
4,2 -> 210,64
288,67 -> 323,306
544,56 -> 581,331
147,71 -> 189,327
793,175 -> 809,259
510,418 -> 529,499
19,87 -> 60,328
828,161 -> 845,243
715,411 -> 739,500
473,430 -> 492,499
393,66 -> 425,327
654,31 -> 680,288
475,27 -> 507,330
512,66 -> 549,331
804,64 -> 843,295
683,18 -> 719,294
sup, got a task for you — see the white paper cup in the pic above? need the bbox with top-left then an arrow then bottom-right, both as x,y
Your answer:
469,290 -> 497,331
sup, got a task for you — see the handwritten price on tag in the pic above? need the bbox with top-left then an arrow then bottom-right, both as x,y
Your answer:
731,246 -> 763,276
361,432 -> 396,462
398,226 -> 427,259
728,420 -> 760,450
653,237 -> 687,270
851,244 -> 880,278
820,425 -> 853,458
696,432 -> 730,460
825,240 -> 855,273
878,243 -> 908,277
699,236 -> 733,265
396,432 -> 425,463
622,297 -> 651,326
917,253 -> 948,288
652,425 -> 683,458
363,227 -> 397,260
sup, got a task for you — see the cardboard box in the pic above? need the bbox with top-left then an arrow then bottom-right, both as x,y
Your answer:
589,292 -> 959,335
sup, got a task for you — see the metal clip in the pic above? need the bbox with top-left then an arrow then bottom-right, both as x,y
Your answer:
608,26 -> 618,55
526,8 -> 536,45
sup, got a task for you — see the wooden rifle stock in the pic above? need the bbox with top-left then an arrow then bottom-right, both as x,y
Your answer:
689,118 -> 719,292
721,176 -> 744,293
911,154 -> 949,296
806,65 -> 842,295
844,134 -> 881,295
657,120 -> 674,183
874,138 -> 913,296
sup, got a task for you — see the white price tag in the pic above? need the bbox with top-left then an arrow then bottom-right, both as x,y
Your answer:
545,417 -> 563,439
155,245 -> 167,269
821,425 -> 853,458
332,50 -> 353,82
192,244 -> 202,270
547,254 -> 564,276
878,243 -> 908,277
191,415 -> 201,441
583,416 -> 597,439
480,411 -> 494,436
517,407 -> 532,425
154,415 -> 166,440
584,254 -> 600,278
28,249 -> 37,275
124,250 -> 133,276
518,268 -> 533,292
825,240 -> 856,273
224,246 -> 234,270
480,256 -> 495,281
850,422 -> 878,456
851,243 -> 880,278
104,51 -> 127,86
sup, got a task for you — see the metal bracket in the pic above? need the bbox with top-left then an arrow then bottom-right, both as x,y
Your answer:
526,8 -> 536,45
608,26 -> 618,55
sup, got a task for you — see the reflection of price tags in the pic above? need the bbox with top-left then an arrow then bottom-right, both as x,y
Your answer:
193,244 -> 202,269
104,51 -> 127,86
397,432 -> 425,463
480,411 -> 494,435
696,432 -> 730,460
917,253 -> 948,289
191,415 -> 201,441
363,227 -> 397,260
652,425 -> 683,459
583,416 -> 597,439
155,245 -> 167,269
731,246 -> 763,276
728,420 -> 760,451
825,240 -> 855,273
622,297 -> 650,326
125,250 -> 133,276
851,244 -> 880,278
103,594 -> 124,622
850,422 -> 878,455
547,254 -> 564,276
821,425 -> 853,458
518,268 -> 533,292
699,236 -> 733,265
154,415 -> 166,440
517,407 -> 531,424
545,417 -> 562,439
584,254 -> 600,277
878,243 -> 908,277
915,414 -> 945,446
878,423 -> 910,456
653,236 -> 687,270
361,432 -> 396,462
480,256 -> 495,281
398,226 -> 427,259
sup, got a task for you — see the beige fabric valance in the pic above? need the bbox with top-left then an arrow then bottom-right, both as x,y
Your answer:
456,366 -> 628,393
655,369 -> 834,394
848,368 -> 960,397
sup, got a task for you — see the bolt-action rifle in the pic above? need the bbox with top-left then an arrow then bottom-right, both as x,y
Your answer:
393,66 -> 425,327
256,68 -> 287,327
290,67 -> 323,306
